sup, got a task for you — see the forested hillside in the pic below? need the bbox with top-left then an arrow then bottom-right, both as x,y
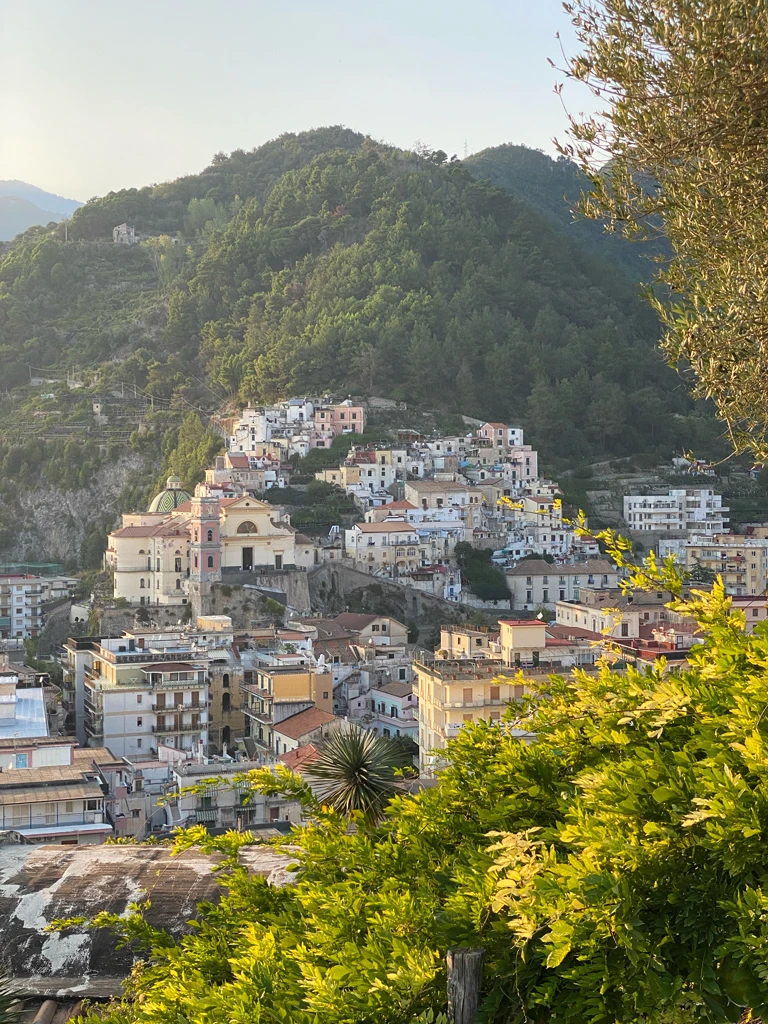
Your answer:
463,143 -> 664,282
0,127 -> 721,483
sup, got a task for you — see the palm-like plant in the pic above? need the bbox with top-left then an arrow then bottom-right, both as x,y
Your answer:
0,976 -> 21,1024
304,728 -> 413,822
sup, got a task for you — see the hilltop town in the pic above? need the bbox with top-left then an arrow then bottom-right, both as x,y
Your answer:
0,392 -> 757,833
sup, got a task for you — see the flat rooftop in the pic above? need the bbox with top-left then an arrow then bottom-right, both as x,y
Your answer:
0,687 -> 48,739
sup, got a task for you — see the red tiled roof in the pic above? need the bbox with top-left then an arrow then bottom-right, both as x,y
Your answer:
278,743 -> 320,773
333,613 -> 379,630
498,619 -> 547,627
111,524 -> 189,538
273,707 -> 337,740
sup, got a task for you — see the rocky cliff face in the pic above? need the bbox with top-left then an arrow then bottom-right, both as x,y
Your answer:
6,452 -> 150,564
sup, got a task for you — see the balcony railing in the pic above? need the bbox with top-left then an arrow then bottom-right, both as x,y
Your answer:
152,721 -> 207,734
152,699 -> 209,711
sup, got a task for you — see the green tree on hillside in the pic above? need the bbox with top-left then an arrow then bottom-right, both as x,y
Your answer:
563,0 -> 768,459
163,411 -> 223,490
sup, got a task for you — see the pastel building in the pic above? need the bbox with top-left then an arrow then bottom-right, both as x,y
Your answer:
106,478 -> 298,606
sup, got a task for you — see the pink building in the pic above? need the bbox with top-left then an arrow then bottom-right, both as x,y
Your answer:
316,401 -> 366,437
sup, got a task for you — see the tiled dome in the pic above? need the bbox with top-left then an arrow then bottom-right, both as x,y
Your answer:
148,475 -> 192,513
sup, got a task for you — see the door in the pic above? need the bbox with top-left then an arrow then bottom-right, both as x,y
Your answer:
242,547 -> 253,571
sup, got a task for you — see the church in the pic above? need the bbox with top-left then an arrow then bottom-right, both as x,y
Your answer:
105,476 -> 300,607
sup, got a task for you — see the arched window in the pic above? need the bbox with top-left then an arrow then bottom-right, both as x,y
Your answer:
206,529 -> 213,542
156,558 -> 161,571
236,521 -> 258,534
138,549 -> 145,555
222,692 -> 231,713
175,578 -> 181,590
222,673 -> 230,688
207,555 -> 214,568
194,555 -> 198,568
139,578 -> 145,588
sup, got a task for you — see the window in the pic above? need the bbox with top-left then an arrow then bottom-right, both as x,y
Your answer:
207,555 -> 214,568
14,753 -> 27,768
371,624 -> 379,632
490,685 -> 500,701
139,578 -> 145,588
207,529 -> 213,542
156,558 -> 161,571
390,707 -> 398,718
543,590 -> 549,603
399,667 -> 407,680
137,738 -> 142,750
176,578 -> 181,590
323,691 -> 329,699
621,623 -> 629,637
175,557 -> 182,572
463,687 -> 473,703
526,590 -> 532,603
86,799 -> 100,811
236,521 -> 258,534
65,801 -> 74,813
222,673 -> 230,688
137,717 -> 142,727
526,576 -> 532,586
222,693 -> 231,712
132,809 -> 141,818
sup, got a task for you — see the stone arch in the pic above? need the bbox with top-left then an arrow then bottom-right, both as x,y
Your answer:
222,692 -> 231,713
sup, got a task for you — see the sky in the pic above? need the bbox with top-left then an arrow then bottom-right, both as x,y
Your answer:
1,0 -> 595,201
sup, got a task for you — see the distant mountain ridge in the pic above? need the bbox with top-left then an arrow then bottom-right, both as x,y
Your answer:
0,181 -> 83,241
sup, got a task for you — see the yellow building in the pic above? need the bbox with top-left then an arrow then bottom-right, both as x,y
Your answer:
438,625 -> 497,659
498,619 -> 548,666
684,533 -> 768,596
240,666 -> 334,753
413,656 -> 525,773
314,465 -> 361,488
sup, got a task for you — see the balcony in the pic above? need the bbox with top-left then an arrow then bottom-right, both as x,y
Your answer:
152,721 -> 207,734
441,697 -> 509,709
152,699 -> 209,711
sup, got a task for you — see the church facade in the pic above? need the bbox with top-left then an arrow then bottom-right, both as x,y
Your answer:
106,477 -> 299,607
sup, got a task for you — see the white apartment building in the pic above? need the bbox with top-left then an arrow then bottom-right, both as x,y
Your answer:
0,574 -> 45,639
506,558 -> 620,611
366,681 -> 418,742
624,489 -> 729,534
67,627 -> 238,753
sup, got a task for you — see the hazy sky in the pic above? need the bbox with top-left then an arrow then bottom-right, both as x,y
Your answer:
2,0 -> 594,201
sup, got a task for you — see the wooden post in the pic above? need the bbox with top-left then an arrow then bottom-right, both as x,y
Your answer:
447,947 -> 485,1024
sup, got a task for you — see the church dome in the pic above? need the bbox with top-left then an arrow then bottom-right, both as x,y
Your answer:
148,474 -> 192,513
